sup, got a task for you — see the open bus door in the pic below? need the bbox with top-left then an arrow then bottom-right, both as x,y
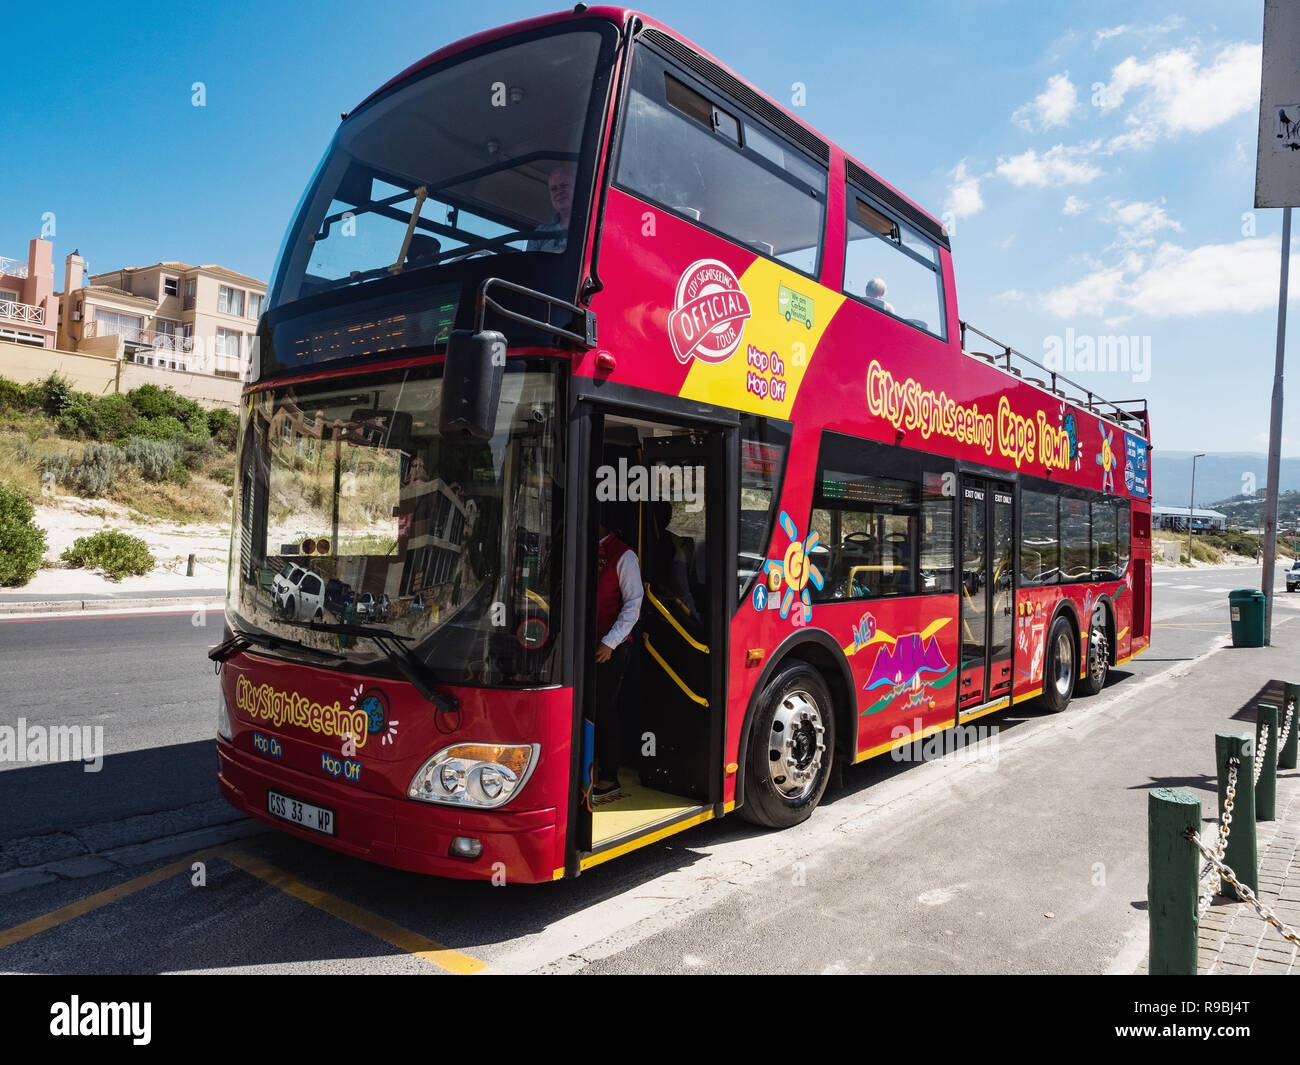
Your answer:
570,405 -> 731,869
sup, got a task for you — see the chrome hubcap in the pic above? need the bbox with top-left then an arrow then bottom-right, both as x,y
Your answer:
1053,631 -> 1074,697
1090,612 -> 1108,684
768,690 -> 826,801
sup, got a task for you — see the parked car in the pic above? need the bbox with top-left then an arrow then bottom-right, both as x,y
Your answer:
1287,560 -> 1300,593
325,578 -> 355,617
272,562 -> 325,620
353,592 -> 391,623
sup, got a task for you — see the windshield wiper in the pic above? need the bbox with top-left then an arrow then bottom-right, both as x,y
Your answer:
305,621 -> 459,713
208,626 -> 347,664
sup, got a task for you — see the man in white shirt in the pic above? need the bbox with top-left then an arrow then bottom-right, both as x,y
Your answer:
592,512 -> 643,797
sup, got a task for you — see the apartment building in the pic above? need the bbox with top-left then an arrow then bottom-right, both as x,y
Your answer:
57,253 -> 267,378
0,238 -> 58,349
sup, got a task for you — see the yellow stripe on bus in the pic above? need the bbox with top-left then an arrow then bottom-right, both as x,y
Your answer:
579,810 -> 716,871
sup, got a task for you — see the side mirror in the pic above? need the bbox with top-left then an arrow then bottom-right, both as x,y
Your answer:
439,329 -> 505,441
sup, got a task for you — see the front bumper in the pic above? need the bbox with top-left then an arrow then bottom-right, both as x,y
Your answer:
218,739 -> 563,883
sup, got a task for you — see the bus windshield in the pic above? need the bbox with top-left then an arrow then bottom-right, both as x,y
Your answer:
228,362 -> 562,686
268,26 -> 607,310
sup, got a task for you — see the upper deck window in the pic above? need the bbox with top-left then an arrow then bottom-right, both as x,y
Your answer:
615,45 -> 826,277
844,190 -> 947,340
267,27 -> 608,312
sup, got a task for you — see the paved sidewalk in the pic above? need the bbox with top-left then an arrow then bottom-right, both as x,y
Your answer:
1195,770 -> 1300,974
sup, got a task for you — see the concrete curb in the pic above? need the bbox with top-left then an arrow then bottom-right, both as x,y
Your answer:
0,596 -> 226,617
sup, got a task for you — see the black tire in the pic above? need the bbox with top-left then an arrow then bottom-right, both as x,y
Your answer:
1038,615 -> 1077,713
737,661 -> 836,829
1077,604 -> 1109,696
285,597 -> 296,619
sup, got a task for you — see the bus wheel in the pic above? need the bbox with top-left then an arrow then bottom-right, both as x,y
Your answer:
738,662 -> 835,829
1078,606 -> 1109,696
1039,616 -> 1076,713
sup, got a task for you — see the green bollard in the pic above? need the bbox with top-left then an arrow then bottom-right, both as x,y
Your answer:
1282,683 -> 1299,771
1257,705 -> 1279,823
1216,733 -> 1257,900
1148,788 -> 1202,976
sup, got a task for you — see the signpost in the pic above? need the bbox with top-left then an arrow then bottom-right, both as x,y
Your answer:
1254,0 -> 1299,645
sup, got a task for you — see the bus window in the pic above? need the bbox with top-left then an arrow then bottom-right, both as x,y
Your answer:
844,194 -> 946,339
1092,499 -> 1119,581
615,46 -> 826,276
738,415 -> 792,597
1020,486 -> 1060,585
1059,494 -> 1091,582
809,432 -> 953,600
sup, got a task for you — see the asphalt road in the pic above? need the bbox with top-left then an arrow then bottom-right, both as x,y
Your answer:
0,566 -> 1296,974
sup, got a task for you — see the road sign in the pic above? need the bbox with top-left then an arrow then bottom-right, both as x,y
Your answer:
1256,0 -> 1300,207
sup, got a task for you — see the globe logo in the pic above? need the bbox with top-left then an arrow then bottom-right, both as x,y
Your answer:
359,689 -> 389,734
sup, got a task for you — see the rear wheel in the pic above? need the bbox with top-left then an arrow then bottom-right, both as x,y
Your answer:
1077,605 -> 1109,696
1038,616 -> 1077,713
738,662 -> 836,829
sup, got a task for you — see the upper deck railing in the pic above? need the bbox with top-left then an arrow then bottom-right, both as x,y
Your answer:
0,257 -> 29,279
960,320 -> 1149,440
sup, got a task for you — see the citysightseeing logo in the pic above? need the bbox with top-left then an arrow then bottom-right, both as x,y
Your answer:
234,675 -> 370,749
668,258 -> 752,365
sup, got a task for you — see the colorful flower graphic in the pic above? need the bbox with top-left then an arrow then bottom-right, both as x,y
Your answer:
1096,427 -> 1116,493
751,510 -> 823,623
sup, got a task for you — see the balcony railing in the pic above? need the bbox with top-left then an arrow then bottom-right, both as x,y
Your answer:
84,320 -> 195,353
0,257 -> 29,279
0,299 -> 45,324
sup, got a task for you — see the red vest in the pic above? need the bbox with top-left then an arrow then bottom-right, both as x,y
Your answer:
597,534 -> 634,642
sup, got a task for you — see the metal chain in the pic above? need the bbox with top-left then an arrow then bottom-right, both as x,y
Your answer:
1279,702 -> 1294,762
1186,826 -> 1300,948
1255,725 -> 1271,786
1197,758 -> 1238,914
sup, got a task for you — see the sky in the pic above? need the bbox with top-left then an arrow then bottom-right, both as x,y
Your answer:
2,0 -> 1294,460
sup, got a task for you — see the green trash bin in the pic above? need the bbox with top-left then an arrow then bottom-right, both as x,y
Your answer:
1228,589 -> 1266,647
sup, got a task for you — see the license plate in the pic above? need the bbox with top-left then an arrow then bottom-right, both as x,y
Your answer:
267,790 -> 335,836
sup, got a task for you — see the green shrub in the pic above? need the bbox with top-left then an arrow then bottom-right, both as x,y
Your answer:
40,373 -> 76,417
209,463 -> 235,486
89,392 -> 142,442
38,450 -> 73,485
0,377 -> 43,412
127,384 -> 209,436
207,407 -> 239,449
134,414 -> 187,442
124,436 -> 183,482
0,484 -> 47,586
55,395 -> 98,437
54,442 -> 126,496
61,529 -> 155,580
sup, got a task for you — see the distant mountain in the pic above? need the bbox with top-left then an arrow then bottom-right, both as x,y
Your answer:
1152,452 -> 1300,510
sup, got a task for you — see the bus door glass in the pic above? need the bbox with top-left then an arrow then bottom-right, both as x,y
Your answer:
958,477 -> 1015,712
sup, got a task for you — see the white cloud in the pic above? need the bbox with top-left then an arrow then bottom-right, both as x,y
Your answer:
1127,238 -> 1284,318
995,289 -> 1026,303
1040,237 -> 1290,319
1093,16 -> 1184,50
1107,199 -> 1183,246
1013,72 -> 1081,131
996,142 -> 1104,187
1063,195 -> 1089,215
944,160 -> 984,220
1099,43 -> 1261,149
1040,259 -> 1133,318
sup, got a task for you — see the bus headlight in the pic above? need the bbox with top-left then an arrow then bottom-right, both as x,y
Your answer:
408,743 -> 538,809
217,689 -> 233,741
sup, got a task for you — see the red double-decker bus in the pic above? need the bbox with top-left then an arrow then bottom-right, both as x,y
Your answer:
214,6 -> 1152,883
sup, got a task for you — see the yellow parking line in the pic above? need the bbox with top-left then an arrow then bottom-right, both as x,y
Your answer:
0,853 -> 205,951
222,847 -> 488,975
